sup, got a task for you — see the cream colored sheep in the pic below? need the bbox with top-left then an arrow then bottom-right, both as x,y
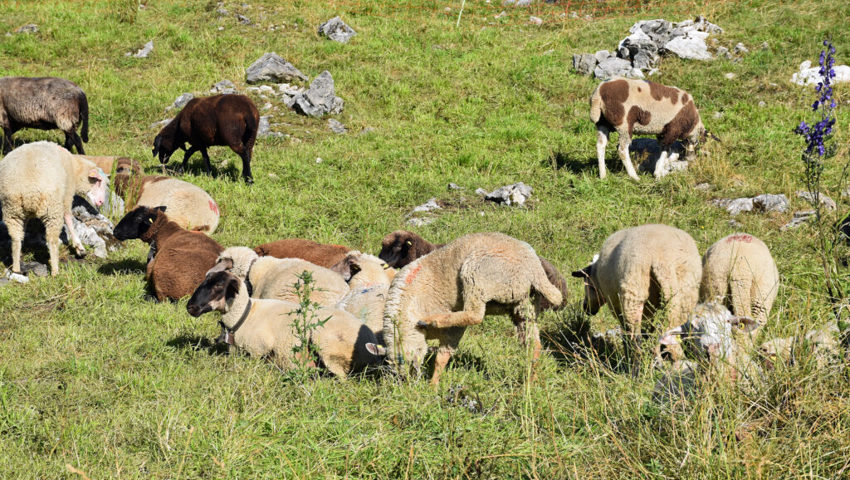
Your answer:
334,251 -> 397,340
186,270 -> 379,377
0,141 -> 108,275
215,246 -> 349,307
758,322 -> 841,370
381,232 -> 563,384
572,224 -> 701,373
700,233 -> 779,335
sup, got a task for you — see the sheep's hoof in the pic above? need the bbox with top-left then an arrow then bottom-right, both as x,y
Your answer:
416,321 -> 431,330
73,245 -> 87,258
245,176 -> 254,185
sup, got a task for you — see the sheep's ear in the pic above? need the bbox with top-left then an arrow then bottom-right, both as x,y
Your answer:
88,168 -> 103,182
154,205 -> 167,214
365,343 -> 386,356
659,326 -> 684,343
207,258 -> 233,274
225,276 -> 240,301
729,315 -> 758,332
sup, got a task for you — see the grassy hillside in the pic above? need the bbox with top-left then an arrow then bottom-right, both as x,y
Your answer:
1,0 -> 849,478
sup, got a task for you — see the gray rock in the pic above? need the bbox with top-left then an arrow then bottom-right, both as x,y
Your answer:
411,198 -> 442,214
4,270 -> 29,284
61,206 -> 115,259
724,72 -> 736,80
724,198 -> 754,215
716,46 -> 731,59
217,7 -> 229,15
246,53 -> 308,84
211,79 -> 236,94
664,31 -> 712,60
791,61 -> 850,86
448,183 -> 462,190
14,23 -> 38,34
529,16 -> 542,25
236,14 -> 251,25
733,42 -> 748,54
21,261 -> 48,278
796,191 -> 836,210
758,101 -> 766,107
694,183 -> 712,191
292,71 -> 344,117
484,182 -> 533,206
761,41 -> 769,50
257,116 -> 271,137
631,138 -> 687,178
713,111 -> 723,119
781,210 -> 816,231
318,16 -> 356,43
594,50 -> 612,63
593,56 -> 638,80
166,93 -> 194,112
572,53 -> 598,75
128,40 -> 154,58
475,188 -> 489,196
406,216 -> 436,227
327,118 -> 346,134
753,194 -> 789,214
150,118 -> 172,129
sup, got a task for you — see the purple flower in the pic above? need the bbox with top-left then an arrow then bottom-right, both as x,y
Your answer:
795,39 -> 837,161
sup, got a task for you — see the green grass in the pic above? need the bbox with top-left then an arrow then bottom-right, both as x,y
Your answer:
1,0 -> 850,477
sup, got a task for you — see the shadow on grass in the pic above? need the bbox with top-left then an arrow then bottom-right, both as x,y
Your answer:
98,258 -> 146,275
542,308 -> 630,374
167,334 -> 230,356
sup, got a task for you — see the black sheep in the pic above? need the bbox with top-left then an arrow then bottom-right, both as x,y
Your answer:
153,94 -> 259,184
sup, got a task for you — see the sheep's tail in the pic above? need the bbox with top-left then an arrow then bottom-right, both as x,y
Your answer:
531,264 -> 563,309
79,92 -> 89,143
589,84 -> 603,124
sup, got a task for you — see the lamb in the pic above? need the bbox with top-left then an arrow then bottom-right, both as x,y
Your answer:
187,270 -> 380,378
113,158 -> 220,233
254,238 -> 351,268
112,205 -> 223,301
0,76 -> 89,154
0,141 -> 107,275
214,246 -> 350,307
153,94 -> 259,184
758,322 -> 841,370
700,233 -> 779,335
333,251 -> 397,340
589,77 -> 706,180
572,224 -> 701,373
380,232 -> 563,384
658,302 -> 761,384
379,230 -> 569,310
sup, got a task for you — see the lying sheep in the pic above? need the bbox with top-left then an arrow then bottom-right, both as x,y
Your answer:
0,141 -> 107,275
658,302 -> 761,384
113,158 -> 220,233
590,78 -> 706,180
758,322 -> 841,370
700,233 -> 779,334
254,238 -> 351,268
379,230 -> 569,310
572,224 -> 701,373
0,76 -> 89,154
187,270 -> 380,378
334,251 -> 397,340
113,205 -> 223,301
153,94 -> 259,184
215,246 -> 349,307
381,232 -> 563,384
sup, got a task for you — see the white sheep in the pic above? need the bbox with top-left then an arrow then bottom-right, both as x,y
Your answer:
700,233 -> 779,336
758,322 -> 841,370
333,251 -> 397,340
215,246 -> 349,307
590,78 -> 706,180
572,224 -> 701,373
380,232 -> 563,384
0,141 -> 107,275
187,270 -> 380,377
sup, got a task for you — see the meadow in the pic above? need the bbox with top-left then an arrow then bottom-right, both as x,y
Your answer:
1,0 -> 849,478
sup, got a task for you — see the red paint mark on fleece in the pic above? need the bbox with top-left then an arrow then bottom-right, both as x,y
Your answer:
209,199 -> 220,216
405,264 -> 422,285
727,234 -> 753,243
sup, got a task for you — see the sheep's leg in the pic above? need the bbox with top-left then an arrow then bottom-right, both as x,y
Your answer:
71,131 -> 85,155
63,211 -> 85,256
620,295 -> 646,376
512,298 -> 542,361
2,127 -> 14,154
239,150 -> 253,185
63,132 -> 74,152
430,345 -> 455,386
617,132 -> 640,181
653,150 -> 669,179
200,148 -> 213,176
5,217 -> 24,274
596,126 -> 611,179
44,215 -> 64,276
417,297 -> 487,330
180,146 -> 199,174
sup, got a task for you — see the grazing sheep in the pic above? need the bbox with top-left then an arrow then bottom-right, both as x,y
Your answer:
381,232 -> 563,384
379,230 -> 568,310
700,233 -> 779,334
0,77 -> 89,154
254,238 -> 351,268
153,94 -> 259,184
758,322 -> 841,370
113,158 -> 220,233
590,78 -> 706,180
187,270 -> 380,377
334,251 -> 397,340
215,246 -> 350,307
113,205 -> 223,301
0,141 -> 107,275
658,302 -> 761,384
572,224 -> 701,373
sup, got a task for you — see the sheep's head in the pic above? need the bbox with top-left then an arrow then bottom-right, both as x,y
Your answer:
113,205 -> 166,241
115,157 -> 143,176
152,130 -> 181,165
758,337 -> 794,370
78,166 -> 108,209
187,270 -> 240,317
379,230 -> 433,268
214,247 -> 259,280
571,255 -> 603,315
658,302 -> 757,367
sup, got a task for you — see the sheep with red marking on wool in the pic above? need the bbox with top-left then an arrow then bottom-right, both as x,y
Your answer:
590,77 -> 707,180
254,238 -> 351,268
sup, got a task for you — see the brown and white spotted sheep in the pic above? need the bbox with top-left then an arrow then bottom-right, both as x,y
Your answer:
589,78 -> 706,180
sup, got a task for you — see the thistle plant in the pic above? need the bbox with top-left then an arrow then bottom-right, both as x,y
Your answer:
794,39 -> 849,334
288,271 -> 330,380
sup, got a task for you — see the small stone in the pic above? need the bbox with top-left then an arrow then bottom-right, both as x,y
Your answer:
475,188 -> 489,196
411,198 -> 442,214
257,115 -> 271,136
327,118 -> 346,134
166,93 -> 194,112
406,216 -> 436,227
316,157 -> 323,164
246,52 -> 308,84
713,111 -> 723,119
716,46 -> 729,57
761,41 -> 769,50
483,182 -> 532,206
129,40 -> 154,58
529,16 -> 542,25
758,101 -> 766,107
14,23 -> 38,34
20,261 -> 48,277
733,42 -> 748,54
781,210 -> 816,231
448,183 -> 462,190
694,182 -> 712,191
150,118 -> 172,129
236,14 -> 251,25
318,16 -> 356,43
359,127 -> 376,135
752,193 -> 789,214
217,7 -> 228,15
268,173 -> 278,178
572,54 -> 598,76
722,197 -> 754,215
5,270 -> 29,284
211,79 -> 236,94
724,72 -> 735,80
796,191 -> 836,210
291,71 -> 344,117
728,219 -> 741,228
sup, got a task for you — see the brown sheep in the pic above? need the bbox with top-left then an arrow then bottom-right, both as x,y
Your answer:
153,94 -> 259,184
113,206 -> 223,301
590,77 -> 706,180
0,76 -> 89,154
253,238 -> 351,268
379,230 -> 568,310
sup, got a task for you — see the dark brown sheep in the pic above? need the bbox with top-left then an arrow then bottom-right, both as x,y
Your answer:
379,230 -> 568,309
113,206 -> 223,301
253,238 -> 351,268
153,94 -> 259,184
0,76 -> 89,154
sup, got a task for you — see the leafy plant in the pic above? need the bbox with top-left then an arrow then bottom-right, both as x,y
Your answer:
288,270 -> 331,380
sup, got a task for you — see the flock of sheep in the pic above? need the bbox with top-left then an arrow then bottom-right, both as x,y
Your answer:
0,72 -> 830,389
